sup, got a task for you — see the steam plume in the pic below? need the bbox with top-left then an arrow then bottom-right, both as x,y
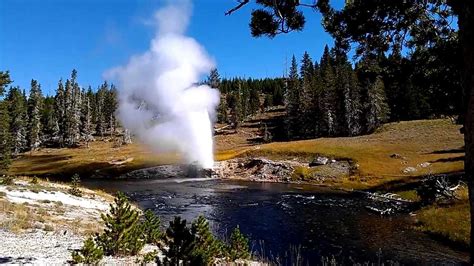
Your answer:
105,1 -> 219,169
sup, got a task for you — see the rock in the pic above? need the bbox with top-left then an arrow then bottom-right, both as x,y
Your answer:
402,167 -> 417,174
309,157 -> 329,166
418,162 -> 431,168
330,159 -> 336,163
390,153 -> 402,159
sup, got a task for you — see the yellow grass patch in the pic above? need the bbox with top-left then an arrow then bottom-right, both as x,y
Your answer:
239,119 -> 464,189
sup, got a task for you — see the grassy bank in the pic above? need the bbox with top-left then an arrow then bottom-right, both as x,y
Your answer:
239,119 -> 464,190
415,187 -> 470,248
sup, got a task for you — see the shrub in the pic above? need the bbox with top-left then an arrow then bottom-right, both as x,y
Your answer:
30,176 -> 39,184
227,226 -> 251,261
96,192 -> 145,256
141,250 -> 159,264
1,175 -> 14,185
71,237 -> 104,264
68,174 -> 82,197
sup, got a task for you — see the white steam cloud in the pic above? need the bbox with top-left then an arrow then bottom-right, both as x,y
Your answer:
105,1 -> 219,169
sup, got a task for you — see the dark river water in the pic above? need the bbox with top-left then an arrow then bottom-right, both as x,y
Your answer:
83,178 -> 469,265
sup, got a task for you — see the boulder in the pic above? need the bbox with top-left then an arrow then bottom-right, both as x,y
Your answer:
402,167 -> 417,174
309,157 -> 329,167
418,162 -> 431,168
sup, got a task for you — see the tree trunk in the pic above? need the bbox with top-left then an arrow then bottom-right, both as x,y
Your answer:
458,0 -> 474,262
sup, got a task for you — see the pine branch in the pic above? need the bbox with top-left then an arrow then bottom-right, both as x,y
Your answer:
225,0 -> 250,16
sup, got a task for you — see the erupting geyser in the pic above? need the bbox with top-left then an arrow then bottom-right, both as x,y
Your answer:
105,0 -> 219,169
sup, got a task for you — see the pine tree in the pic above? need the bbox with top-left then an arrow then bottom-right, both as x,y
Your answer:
0,71 -> 12,96
300,51 -> 315,137
41,96 -> 59,146
68,174 -> 82,197
7,87 -> 27,155
162,216 -> 195,266
102,84 -> 118,137
217,97 -> 228,123
319,46 -> 337,136
71,237 -> 104,264
0,100 -> 11,173
95,82 -> 108,137
190,215 -> 223,265
70,70 -> 81,144
207,68 -> 221,89
82,87 -> 93,147
96,192 -> 145,256
346,71 -> 362,136
27,79 -> 43,151
357,56 -> 390,133
63,79 -> 75,145
55,79 -> 66,146
286,55 -> 300,139
249,87 -> 260,116
228,84 -> 243,129
142,209 -> 163,246
227,226 -> 250,261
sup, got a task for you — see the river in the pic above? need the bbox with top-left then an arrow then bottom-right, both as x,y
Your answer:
83,177 -> 469,265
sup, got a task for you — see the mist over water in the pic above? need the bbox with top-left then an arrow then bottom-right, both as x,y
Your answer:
105,0 -> 219,168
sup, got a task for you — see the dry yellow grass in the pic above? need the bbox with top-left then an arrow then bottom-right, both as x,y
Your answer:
9,140 -> 179,178
9,119 -> 464,190
236,119 -> 464,189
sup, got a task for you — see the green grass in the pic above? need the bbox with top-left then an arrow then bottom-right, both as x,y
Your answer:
416,187 -> 469,247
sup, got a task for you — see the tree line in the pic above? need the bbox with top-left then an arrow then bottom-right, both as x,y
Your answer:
0,70 -> 119,173
210,43 -> 461,141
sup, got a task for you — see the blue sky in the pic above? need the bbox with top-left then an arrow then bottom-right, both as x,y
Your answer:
0,0 -> 340,95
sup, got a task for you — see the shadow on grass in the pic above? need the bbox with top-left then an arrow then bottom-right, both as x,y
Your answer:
429,156 -> 464,163
364,172 -> 464,193
13,157 -> 154,181
429,147 -> 464,154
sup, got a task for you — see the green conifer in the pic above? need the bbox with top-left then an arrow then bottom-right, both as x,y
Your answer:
142,209 -> 163,246
71,237 -> 104,264
162,216 -> 195,266
190,215 -> 223,265
0,100 -> 11,173
228,226 -> 250,261
97,192 -> 145,256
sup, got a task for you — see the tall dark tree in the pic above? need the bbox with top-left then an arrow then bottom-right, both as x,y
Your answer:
162,216 -> 195,266
41,96 -> 59,146
55,79 -> 66,146
0,71 -> 12,96
285,55 -> 300,139
7,87 -> 27,154
104,84 -> 118,136
71,70 -> 82,144
95,82 -> 108,137
82,87 -> 94,147
0,100 -> 11,173
300,51 -> 315,137
318,45 -> 337,136
27,79 -> 43,151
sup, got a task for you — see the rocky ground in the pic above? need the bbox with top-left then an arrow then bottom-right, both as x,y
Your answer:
0,178 -> 159,264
